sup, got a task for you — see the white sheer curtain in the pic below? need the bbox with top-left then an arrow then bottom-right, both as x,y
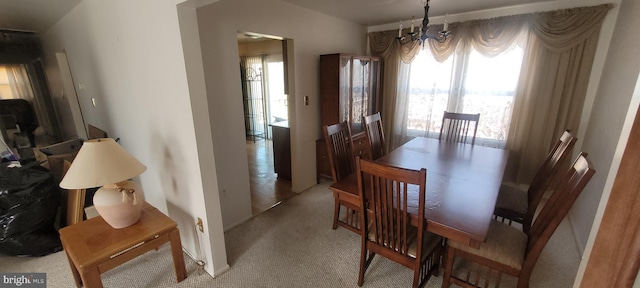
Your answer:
5,64 -> 57,138
6,65 -> 35,101
401,40 -> 526,148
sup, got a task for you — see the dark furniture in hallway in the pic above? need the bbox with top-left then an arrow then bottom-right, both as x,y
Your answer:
270,121 -> 291,181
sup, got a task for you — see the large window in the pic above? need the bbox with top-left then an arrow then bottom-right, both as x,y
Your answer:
406,43 -> 524,148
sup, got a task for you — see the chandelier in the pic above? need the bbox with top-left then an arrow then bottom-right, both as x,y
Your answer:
397,0 -> 450,46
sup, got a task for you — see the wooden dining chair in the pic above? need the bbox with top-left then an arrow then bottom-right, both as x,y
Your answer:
439,112 -> 480,145
356,157 -> 443,288
494,130 -> 576,233
323,121 -> 360,233
364,112 -> 386,160
442,152 -> 595,288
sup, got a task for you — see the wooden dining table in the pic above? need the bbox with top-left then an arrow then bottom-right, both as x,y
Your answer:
330,137 -> 509,248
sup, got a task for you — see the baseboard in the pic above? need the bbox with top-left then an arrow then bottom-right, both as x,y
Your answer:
567,213 -> 585,256
223,214 -> 254,232
181,246 -> 230,278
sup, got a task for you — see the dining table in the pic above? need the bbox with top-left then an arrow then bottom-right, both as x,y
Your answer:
329,137 -> 510,248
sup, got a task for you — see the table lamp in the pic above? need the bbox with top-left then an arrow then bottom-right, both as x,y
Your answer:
60,138 -> 147,229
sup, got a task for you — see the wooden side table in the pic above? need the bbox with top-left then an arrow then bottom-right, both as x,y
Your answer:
59,203 -> 187,288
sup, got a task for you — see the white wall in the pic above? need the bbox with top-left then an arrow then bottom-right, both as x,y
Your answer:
39,0 -> 227,276
192,0 -> 367,229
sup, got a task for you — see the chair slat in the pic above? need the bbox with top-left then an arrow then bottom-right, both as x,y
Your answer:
440,111 -> 480,145
364,112 -> 386,160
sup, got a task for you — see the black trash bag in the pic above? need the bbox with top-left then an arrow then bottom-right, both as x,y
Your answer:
0,166 -> 62,256
0,226 -> 62,257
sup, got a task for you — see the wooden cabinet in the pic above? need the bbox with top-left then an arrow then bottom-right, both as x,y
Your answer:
270,121 -> 291,181
317,53 -> 381,182
351,132 -> 370,159
316,139 -> 332,182
319,54 -> 381,134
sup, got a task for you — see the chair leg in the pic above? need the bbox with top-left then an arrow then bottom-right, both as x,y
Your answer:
412,267 -> 421,288
358,241 -> 367,286
441,245 -> 455,288
332,197 -> 340,230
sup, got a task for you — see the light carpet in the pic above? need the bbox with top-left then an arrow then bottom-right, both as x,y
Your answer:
0,181 -> 580,287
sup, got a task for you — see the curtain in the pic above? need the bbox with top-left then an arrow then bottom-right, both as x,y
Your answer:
25,61 -> 58,139
4,63 -> 58,140
505,5 -> 610,183
368,30 -> 407,150
369,4 -> 612,184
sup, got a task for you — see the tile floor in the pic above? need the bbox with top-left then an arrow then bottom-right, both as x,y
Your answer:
246,139 -> 296,215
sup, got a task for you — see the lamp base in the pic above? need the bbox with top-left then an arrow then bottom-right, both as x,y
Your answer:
93,180 -> 145,229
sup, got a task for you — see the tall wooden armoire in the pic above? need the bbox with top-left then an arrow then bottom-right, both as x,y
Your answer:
316,53 -> 381,182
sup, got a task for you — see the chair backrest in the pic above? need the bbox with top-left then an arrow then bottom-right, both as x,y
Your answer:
439,112 -> 480,145
323,121 -> 356,182
364,112 -> 386,160
356,157 -> 427,261
521,152 -> 595,278
522,129 -> 577,232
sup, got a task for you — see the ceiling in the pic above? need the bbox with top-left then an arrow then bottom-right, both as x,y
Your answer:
280,0 -> 559,26
0,0 -> 559,34
0,0 -> 81,33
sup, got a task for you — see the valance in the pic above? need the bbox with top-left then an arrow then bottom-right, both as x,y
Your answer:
369,4 -> 612,63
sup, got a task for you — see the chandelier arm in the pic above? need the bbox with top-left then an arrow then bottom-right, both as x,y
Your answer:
396,0 -> 450,46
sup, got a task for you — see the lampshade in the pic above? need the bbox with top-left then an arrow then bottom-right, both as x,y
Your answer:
60,138 -> 147,229
60,138 -> 146,189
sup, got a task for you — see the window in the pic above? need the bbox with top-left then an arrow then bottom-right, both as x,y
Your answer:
265,56 -> 287,123
406,43 -> 524,148
0,66 -> 15,99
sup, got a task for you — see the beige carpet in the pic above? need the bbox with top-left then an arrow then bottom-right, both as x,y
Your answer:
0,181 -> 580,287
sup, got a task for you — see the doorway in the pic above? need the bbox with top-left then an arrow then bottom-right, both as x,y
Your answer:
237,32 -> 294,215
0,62 -> 59,152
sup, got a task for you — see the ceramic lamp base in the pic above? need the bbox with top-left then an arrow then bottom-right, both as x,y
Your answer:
93,180 -> 145,229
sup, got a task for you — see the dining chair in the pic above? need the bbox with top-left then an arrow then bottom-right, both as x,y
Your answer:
323,121 -> 360,233
439,112 -> 480,145
356,157 -> 443,288
494,129 -> 576,233
364,112 -> 386,160
442,152 -> 595,288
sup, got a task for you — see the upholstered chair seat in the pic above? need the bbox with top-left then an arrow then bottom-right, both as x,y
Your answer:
449,220 -> 527,271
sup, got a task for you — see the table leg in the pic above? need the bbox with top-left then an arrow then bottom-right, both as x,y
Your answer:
169,228 -> 187,282
79,267 -> 103,288
64,249 -> 82,288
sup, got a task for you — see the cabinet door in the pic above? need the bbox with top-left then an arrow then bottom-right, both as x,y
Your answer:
351,57 -> 374,134
339,56 -> 351,128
